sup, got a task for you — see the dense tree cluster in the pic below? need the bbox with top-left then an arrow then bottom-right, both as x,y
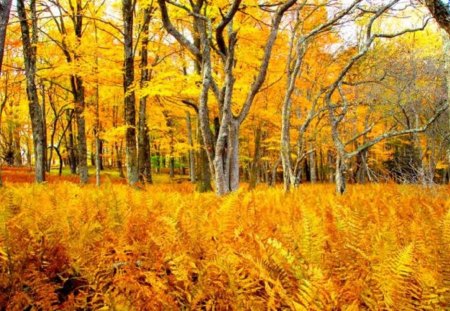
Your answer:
0,0 -> 449,194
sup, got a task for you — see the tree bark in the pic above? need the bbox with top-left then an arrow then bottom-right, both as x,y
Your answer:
122,0 -> 138,185
0,0 -> 12,74
356,149 -> 368,184
66,109 -> 77,174
17,0 -> 45,183
335,155 -> 347,195
138,7 -> 153,184
186,111 -> 196,182
443,31 -> 450,183
280,25 -> 307,192
40,84 -> 49,172
196,118 -> 212,192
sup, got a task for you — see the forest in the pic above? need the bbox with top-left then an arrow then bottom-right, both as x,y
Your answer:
0,0 -> 449,309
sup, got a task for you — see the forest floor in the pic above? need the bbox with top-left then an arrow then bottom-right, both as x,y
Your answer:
0,171 -> 449,310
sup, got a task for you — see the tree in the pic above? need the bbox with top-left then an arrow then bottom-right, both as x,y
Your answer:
41,0 -> 90,183
122,0 -> 139,185
426,0 -> 450,35
0,0 -> 12,186
323,0 -> 444,193
279,0 -> 362,191
137,5 -> 153,184
158,0 -> 297,195
426,0 -> 450,183
17,0 -> 46,183
0,0 -> 11,74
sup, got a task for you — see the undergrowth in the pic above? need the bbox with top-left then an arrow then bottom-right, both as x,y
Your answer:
0,183 -> 449,310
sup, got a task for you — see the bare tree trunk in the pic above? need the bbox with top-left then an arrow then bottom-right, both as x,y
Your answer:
0,0 -> 12,74
186,111 -> 195,182
41,84 -> 48,172
73,75 -> 88,184
0,0 -> 11,187
280,27 -> 307,192
71,0 -> 88,184
122,0 -> 138,185
138,7 -> 152,184
94,80 -> 101,186
66,109 -> 77,174
92,15 -> 101,186
335,155 -> 347,195
196,120 -> 212,192
356,149 -> 368,184
443,31 -> 450,183
228,120 -> 240,191
18,0 -> 45,183
47,89 -> 58,171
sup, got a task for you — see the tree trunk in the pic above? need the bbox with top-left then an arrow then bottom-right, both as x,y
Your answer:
93,14 -> 101,186
0,0 -> 12,74
66,109 -> 77,174
213,120 -> 240,196
281,122 -> 295,191
94,84 -> 101,186
18,0 -> 45,183
228,120 -> 240,191
186,111 -> 196,182
73,76 -> 88,184
41,84 -> 48,172
356,149 -> 367,184
169,157 -> 175,178
69,0 -> 88,184
138,7 -> 152,184
122,0 -> 138,185
47,91 -> 58,172
335,155 -> 347,195
196,121 -> 212,192
443,31 -> 450,183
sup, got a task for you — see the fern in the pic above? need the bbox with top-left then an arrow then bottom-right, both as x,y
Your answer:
0,183 -> 448,310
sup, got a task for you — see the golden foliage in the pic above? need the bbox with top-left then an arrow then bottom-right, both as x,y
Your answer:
0,183 -> 449,310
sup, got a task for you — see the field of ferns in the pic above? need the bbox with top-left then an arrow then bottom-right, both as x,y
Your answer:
0,179 -> 449,310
